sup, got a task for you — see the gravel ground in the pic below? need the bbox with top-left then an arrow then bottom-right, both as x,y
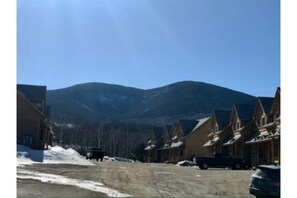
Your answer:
17,161 -> 255,198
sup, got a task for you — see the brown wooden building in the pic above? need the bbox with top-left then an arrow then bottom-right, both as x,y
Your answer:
269,88 -> 280,164
144,127 -> 163,162
144,87 -> 280,167
203,110 -> 232,156
17,84 -> 53,150
222,104 -> 256,166
245,97 -> 275,167
158,125 -> 173,162
167,119 -> 199,163
165,118 -> 212,163
245,88 -> 280,167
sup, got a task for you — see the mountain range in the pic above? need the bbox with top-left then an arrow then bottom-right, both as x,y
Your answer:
47,81 -> 257,126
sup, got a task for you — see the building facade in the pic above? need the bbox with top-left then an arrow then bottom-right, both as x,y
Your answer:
17,84 -> 53,150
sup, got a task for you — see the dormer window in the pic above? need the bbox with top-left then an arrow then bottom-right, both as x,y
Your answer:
211,125 -> 216,133
232,123 -> 236,131
215,124 -> 219,132
232,121 -> 240,131
261,116 -> 266,126
256,116 -> 266,127
256,118 -> 261,127
236,121 -> 240,130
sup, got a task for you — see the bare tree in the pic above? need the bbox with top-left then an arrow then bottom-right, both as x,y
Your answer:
97,122 -> 104,148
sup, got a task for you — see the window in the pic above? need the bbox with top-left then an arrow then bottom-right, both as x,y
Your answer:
261,117 -> 266,126
274,142 -> 279,157
40,129 -> 44,140
232,123 -> 236,131
257,119 -> 261,127
215,125 -> 219,132
259,146 -> 264,158
233,121 -> 240,130
252,146 -> 257,158
236,121 -> 240,130
180,149 -> 183,157
256,167 -> 280,180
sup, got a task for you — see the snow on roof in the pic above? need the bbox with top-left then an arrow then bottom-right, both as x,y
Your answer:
170,141 -> 183,148
17,144 -> 94,167
192,117 -> 211,132
203,137 -> 219,147
223,134 -> 241,146
144,144 -> 155,150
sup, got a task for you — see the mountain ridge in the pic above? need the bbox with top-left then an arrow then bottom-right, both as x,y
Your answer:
47,81 -> 257,125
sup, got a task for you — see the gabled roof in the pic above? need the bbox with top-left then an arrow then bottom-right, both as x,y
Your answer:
186,117 -> 211,138
178,119 -> 199,136
214,110 -> 231,126
17,91 -> 43,117
17,84 -> 47,102
234,104 -> 255,121
258,97 -> 274,113
271,87 -> 280,114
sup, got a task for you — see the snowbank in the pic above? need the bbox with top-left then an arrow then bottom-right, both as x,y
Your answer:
17,144 -> 94,166
176,160 -> 195,167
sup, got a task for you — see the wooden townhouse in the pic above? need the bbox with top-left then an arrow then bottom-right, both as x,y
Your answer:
17,84 -> 53,150
158,125 -> 173,162
144,87 -> 280,166
222,104 -> 256,167
269,87 -> 280,164
245,97 -> 275,167
161,118 -> 212,163
144,127 -> 163,162
203,110 -> 232,156
167,119 -> 199,163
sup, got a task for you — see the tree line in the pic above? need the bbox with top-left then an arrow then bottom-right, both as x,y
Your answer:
51,121 -> 150,161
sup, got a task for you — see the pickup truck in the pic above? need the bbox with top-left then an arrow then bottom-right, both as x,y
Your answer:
193,153 -> 246,170
86,148 -> 104,161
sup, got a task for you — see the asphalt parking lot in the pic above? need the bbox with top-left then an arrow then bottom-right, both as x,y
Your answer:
17,161 -> 255,197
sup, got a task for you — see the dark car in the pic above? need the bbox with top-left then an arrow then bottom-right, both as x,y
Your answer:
249,165 -> 280,198
86,148 -> 104,161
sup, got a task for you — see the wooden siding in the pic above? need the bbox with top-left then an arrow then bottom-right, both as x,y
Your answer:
185,118 -> 211,159
17,92 -> 45,149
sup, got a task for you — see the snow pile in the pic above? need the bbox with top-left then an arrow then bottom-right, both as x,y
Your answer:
17,145 -> 133,197
103,156 -> 134,163
17,144 -> 94,166
176,160 -> 195,167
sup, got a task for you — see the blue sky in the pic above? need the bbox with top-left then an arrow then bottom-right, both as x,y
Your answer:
17,0 -> 280,97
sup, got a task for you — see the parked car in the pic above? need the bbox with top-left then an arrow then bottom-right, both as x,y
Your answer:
86,148 -> 104,161
193,153 -> 246,170
249,165 -> 280,198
